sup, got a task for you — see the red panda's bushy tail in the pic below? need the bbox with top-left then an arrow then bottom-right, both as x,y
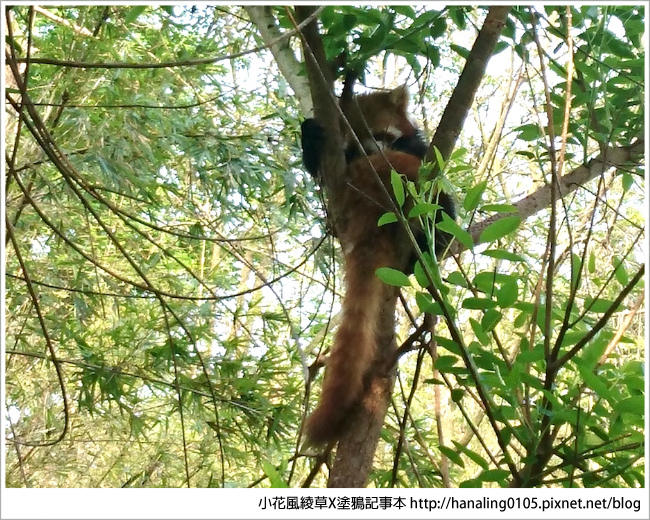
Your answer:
304,151 -> 421,446
305,247 -> 389,445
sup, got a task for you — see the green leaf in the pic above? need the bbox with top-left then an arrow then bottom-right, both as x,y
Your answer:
585,297 -> 622,314
436,213 -> 473,249
481,249 -> 526,262
392,5 -> 416,18
391,170 -> 405,206
615,395 -> 644,416
450,44 -> 469,59
481,309 -> 502,332
415,292 -> 443,315
452,441 -> 489,470
577,365 -> 610,399
426,44 -> 440,67
520,372 -> 544,390
261,461 -> 288,488
342,13 -> 358,31
621,172 -> 634,192
496,279 -> 518,307
478,215 -> 521,244
463,180 -> 488,212
449,6 -> 467,29
125,6 -> 148,24
432,147 -> 445,171
578,333 -> 610,368
435,355 -> 459,371
475,469 -> 510,483
606,34 -> 636,59
435,336 -> 462,356
515,346 -> 544,364
541,389 -> 563,409
516,123 -> 541,141
413,260 -> 430,289
551,409 -> 579,427
130,414 -> 146,437
459,478 -> 481,488
97,155 -> 118,178
391,37 -> 422,56
470,318 -> 490,346
472,271 -> 504,292
377,212 -> 398,226
446,271 -> 467,287
408,202 -> 440,218
449,146 -> 469,162
450,389 -> 464,403
493,41 -> 509,55
429,17 -> 447,38
375,267 -> 411,287
570,253 -> 582,291
438,445 -> 465,467
413,253 -> 446,292
462,297 -> 497,310
612,255 -> 629,286
588,250 -> 596,273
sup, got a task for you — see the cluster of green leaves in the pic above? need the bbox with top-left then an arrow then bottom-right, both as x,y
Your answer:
513,5 -> 645,155
373,6 -> 644,488
4,4 -> 644,489
281,5 -> 471,78
5,5 -> 330,488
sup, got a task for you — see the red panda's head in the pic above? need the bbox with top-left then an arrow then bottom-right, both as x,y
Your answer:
340,84 -> 418,155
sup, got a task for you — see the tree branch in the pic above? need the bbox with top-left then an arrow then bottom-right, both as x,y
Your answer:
452,138 -> 645,256
597,290 -> 645,366
16,7 -> 324,70
292,6 -> 347,201
245,6 -> 314,115
554,264 -> 645,369
428,6 -> 512,168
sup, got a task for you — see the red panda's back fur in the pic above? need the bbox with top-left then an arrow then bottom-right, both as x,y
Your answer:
305,86 -> 423,445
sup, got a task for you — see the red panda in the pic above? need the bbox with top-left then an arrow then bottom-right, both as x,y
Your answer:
300,84 -> 455,445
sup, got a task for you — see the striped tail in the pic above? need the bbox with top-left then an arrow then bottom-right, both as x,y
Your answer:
305,247 -> 388,445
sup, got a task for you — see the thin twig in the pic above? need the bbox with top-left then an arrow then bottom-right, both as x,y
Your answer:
5,218 -> 70,447
17,7 -> 325,69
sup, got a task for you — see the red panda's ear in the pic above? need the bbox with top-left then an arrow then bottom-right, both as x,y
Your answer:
388,84 -> 410,109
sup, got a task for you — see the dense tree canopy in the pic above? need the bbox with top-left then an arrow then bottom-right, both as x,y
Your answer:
4,5 -> 645,490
